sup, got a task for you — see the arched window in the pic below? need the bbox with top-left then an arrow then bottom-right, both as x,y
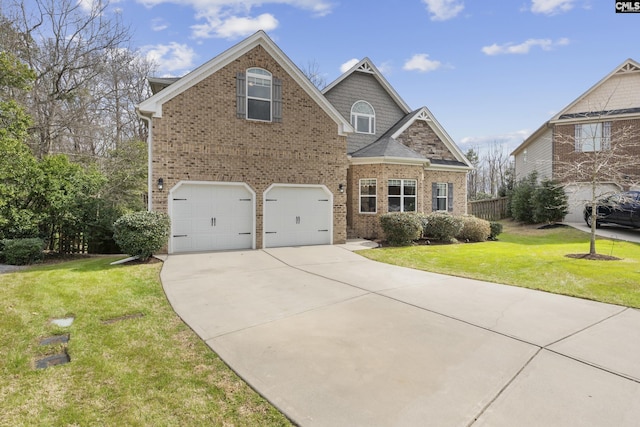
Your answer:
351,101 -> 375,134
247,68 -> 272,121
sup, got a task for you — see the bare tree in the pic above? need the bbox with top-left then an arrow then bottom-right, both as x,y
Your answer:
3,0 -> 132,157
553,115 -> 640,256
300,59 -> 326,90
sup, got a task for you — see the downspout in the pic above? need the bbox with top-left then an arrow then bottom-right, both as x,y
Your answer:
136,108 -> 153,212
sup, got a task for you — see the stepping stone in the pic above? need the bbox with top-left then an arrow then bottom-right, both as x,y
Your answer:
102,312 -> 144,324
39,334 -> 70,346
51,317 -> 74,327
35,352 -> 70,369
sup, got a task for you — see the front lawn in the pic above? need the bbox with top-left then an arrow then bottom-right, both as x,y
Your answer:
0,257 -> 291,426
359,222 -> 640,308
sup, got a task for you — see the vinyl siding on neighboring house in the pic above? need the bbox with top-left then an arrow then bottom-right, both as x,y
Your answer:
514,127 -> 553,181
561,71 -> 640,116
323,72 -> 406,153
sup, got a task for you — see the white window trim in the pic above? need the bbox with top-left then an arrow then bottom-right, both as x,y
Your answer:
575,121 -> 611,152
246,67 -> 272,122
436,182 -> 448,212
359,178 -> 377,214
388,179 -> 417,212
351,100 -> 375,134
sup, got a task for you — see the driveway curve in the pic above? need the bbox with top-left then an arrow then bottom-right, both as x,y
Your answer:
161,243 -> 640,427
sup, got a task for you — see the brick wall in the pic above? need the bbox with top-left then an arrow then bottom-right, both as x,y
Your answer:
347,164 -> 467,239
553,118 -> 640,184
150,45 -> 349,248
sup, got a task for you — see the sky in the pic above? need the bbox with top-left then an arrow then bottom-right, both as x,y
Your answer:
100,0 -> 638,154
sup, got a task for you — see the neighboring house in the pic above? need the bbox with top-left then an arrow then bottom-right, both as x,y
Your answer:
511,58 -> 640,222
136,31 -> 471,253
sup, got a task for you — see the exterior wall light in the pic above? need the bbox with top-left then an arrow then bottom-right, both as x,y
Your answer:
157,178 -> 164,191
338,183 -> 344,193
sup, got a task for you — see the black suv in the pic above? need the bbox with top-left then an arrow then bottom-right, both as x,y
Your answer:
583,191 -> 640,228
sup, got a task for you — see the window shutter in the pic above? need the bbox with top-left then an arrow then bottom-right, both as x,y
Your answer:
236,72 -> 246,119
273,77 -> 282,123
603,121 -> 611,150
574,124 -> 582,152
431,183 -> 437,212
447,183 -> 454,212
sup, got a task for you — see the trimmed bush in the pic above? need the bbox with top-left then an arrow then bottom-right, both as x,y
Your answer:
510,172 -> 538,224
1,238 -> 44,265
113,211 -> 170,260
423,213 -> 464,242
489,221 -> 504,240
456,215 -> 491,242
532,179 -> 569,223
379,212 -> 423,246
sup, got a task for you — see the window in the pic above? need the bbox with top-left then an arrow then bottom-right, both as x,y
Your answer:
575,122 -> 611,152
247,68 -> 272,121
359,179 -> 377,213
435,183 -> 448,211
388,179 -> 416,212
351,101 -> 375,134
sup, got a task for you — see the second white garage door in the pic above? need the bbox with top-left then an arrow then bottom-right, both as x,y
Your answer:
264,185 -> 333,248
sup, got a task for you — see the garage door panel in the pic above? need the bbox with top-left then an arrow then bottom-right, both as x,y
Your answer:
170,183 -> 254,253
264,186 -> 332,248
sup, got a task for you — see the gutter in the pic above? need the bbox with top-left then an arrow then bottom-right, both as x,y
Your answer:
136,107 -> 153,212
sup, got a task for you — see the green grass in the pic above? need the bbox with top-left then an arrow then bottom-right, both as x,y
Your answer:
359,222 -> 640,308
0,257 -> 291,427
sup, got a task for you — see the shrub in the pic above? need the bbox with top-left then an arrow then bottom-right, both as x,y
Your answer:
113,211 -> 170,260
489,221 -> 504,240
532,179 -> 568,223
510,172 -> 538,223
1,238 -> 44,265
456,215 -> 491,242
379,212 -> 423,246
423,213 -> 464,242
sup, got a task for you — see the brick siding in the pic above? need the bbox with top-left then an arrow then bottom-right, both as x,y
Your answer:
150,45 -> 349,248
553,119 -> 640,185
348,164 -> 468,239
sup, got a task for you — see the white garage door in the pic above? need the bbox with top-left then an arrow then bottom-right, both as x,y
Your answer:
170,182 -> 254,253
264,185 -> 332,248
564,183 -> 621,223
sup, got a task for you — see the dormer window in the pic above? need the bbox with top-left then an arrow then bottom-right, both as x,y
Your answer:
247,68 -> 272,121
351,101 -> 375,134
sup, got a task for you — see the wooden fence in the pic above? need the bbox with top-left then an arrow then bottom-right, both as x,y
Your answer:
467,197 -> 509,221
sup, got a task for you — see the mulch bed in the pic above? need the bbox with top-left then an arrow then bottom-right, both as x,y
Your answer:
565,253 -> 621,261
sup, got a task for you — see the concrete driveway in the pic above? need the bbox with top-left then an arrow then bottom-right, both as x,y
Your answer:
161,243 -> 640,426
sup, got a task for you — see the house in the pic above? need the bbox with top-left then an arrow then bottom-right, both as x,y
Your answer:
512,58 -> 640,222
136,31 -> 471,253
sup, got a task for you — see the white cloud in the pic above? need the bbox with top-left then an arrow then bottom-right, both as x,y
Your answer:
340,58 -> 360,73
136,0 -> 333,39
142,42 -> 197,74
531,0 -> 575,15
422,0 -> 464,21
459,129 -> 532,154
482,38 -> 569,55
403,54 -> 442,73
151,18 -> 169,31
197,13 -> 279,39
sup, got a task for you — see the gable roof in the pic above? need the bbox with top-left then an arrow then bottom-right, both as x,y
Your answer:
136,30 -> 353,136
322,58 -> 411,114
351,107 -> 473,169
550,58 -> 640,122
512,58 -> 640,156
